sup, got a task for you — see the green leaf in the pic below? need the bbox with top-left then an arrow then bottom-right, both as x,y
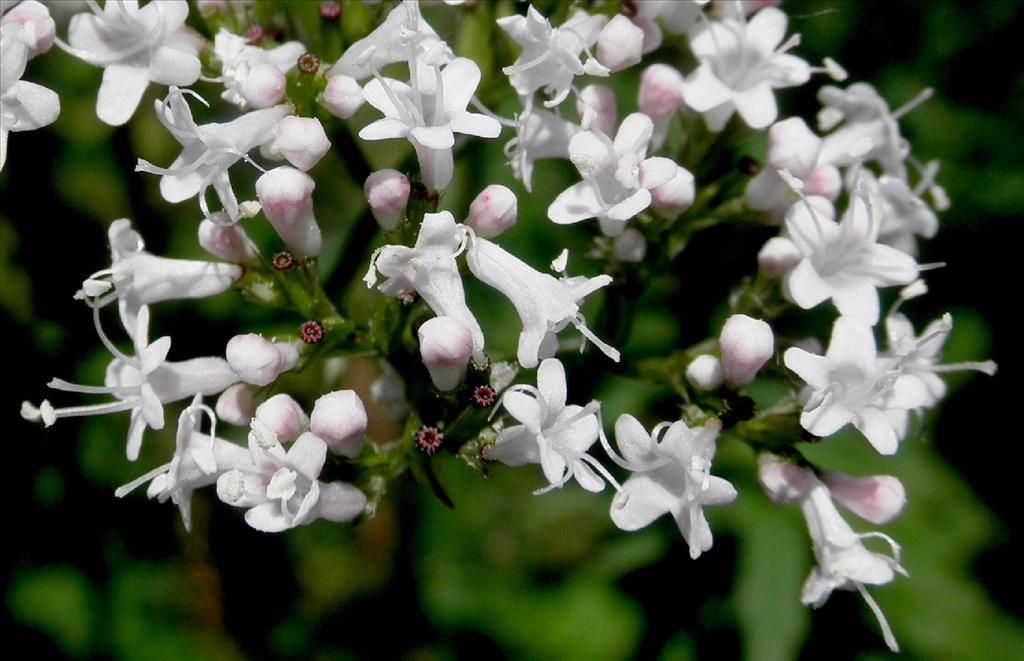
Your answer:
8,566 -> 97,658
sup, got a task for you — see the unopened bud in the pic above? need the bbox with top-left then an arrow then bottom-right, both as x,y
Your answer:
419,316 -> 474,391
576,84 -> 618,136
650,165 -> 695,217
634,17 -> 662,53
198,218 -> 256,262
719,314 -> 774,386
2,0 -> 55,57
822,471 -> 906,524
274,116 -> 330,171
215,383 -> 258,426
757,237 -> 801,276
804,165 -> 842,200
322,74 -> 364,119
364,169 -> 410,231
465,184 -> 517,238
757,454 -> 812,503
613,227 -> 646,262
686,354 -> 724,391
226,333 -> 291,386
596,14 -> 644,72
310,390 -> 368,456
766,118 -> 820,178
254,393 -> 309,443
638,63 -> 685,120
240,63 -> 286,108
256,166 -> 322,257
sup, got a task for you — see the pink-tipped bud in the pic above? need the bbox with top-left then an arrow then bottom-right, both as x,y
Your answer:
650,165 -> 695,217
310,390 -> 368,457
804,165 -> 842,200
757,454 -> 813,503
226,333 -> 292,386
766,117 -> 820,179
418,316 -> 473,391
638,64 -> 685,120
2,1 -> 55,58
596,14 -> 644,72
322,74 -> 364,119
576,84 -> 618,136
256,166 -> 322,257
719,314 -> 774,386
215,383 -> 257,427
274,116 -> 331,171
240,63 -> 287,108
686,354 -> 724,391
465,184 -> 517,238
198,218 -> 256,262
822,471 -> 906,524
364,169 -> 410,231
757,236 -> 801,276
613,227 -> 646,262
255,393 -> 309,443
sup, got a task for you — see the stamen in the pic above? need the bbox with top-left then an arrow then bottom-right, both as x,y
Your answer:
892,88 -> 934,120
115,462 -> 173,498
855,583 -> 900,653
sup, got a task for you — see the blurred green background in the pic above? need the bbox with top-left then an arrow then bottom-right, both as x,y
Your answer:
2,1 -> 1022,659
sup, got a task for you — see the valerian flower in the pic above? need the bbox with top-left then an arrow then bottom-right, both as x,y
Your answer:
0,19 -> 59,171
609,415 -> 736,559
61,0 -> 202,126
745,117 -> 841,216
505,106 -> 580,192
212,28 -> 304,109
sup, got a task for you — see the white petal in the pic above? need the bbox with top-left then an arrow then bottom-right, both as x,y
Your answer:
854,408 -> 899,455
441,57 -> 481,116
610,474 -> 675,531
784,348 -> 831,390
733,83 -> 778,130
244,502 -> 291,532
148,45 -> 200,87
502,390 -> 543,431
786,260 -> 832,310
96,65 -> 150,126
359,117 -> 410,141
449,112 -> 501,138
547,180 -> 603,224
410,125 -> 455,150
286,432 -> 328,480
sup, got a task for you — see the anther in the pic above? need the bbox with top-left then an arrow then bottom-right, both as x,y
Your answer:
299,320 -> 324,344
272,251 -> 294,270
472,385 -> 496,408
414,425 -> 444,455
297,53 -> 320,75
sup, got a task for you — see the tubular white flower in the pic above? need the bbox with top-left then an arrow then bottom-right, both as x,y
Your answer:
745,118 -> 841,215
61,0 -> 201,126
505,107 -> 580,192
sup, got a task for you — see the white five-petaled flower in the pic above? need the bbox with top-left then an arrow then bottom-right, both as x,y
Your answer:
364,210 -> 486,363
609,415 -> 735,559
0,19 -> 59,171
757,455 -> 906,653
497,5 -> 608,108
212,28 -> 304,109
488,358 -> 612,493
359,56 -> 500,191
548,112 -> 679,236
465,236 -> 619,369
216,420 -> 367,532
505,106 -> 580,192
682,6 -> 809,131
21,304 -> 238,460
136,86 -> 290,221
115,394 -> 250,531
784,316 -> 930,455
61,0 -> 201,126
745,117 -> 841,216
858,169 -> 938,256
778,191 -> 919,324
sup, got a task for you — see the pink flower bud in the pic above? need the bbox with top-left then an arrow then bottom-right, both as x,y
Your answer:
757,454 -> 812,503
255,393 -> 309,443
240,63 -> 287,108
634,17 -> 662,54
757,236 -> 801,276
198,218 -> 256,262
576,84 -> 618,136
804,165 -> 842,200
686,354 -> 724,391
2,1 -> 55,58
273,116 -> 330,171
465,184 -> 517,238
364,169 -> 410,231
323,74 -> 364,119
638,64 -> 685,120
596,14 -> 644,72
650,165 -> 695,217
418,316 -> 474,391
822,471 -> 906,524
215,383 -> 257,426
310,390 -> 368,457
719,314 -> 774,386
256,166 -> 322,257
226,333 -> 291,386
766,117 -> 820,179
613,227 -> 646,262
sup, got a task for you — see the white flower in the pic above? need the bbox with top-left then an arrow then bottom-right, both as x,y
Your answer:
2,1 -> 57,58
745,117 -> 841,215
21,305 -> 237,460
212,28 -> 304,109
0,20 -> 59,171
682,6 -> 809,131
465,236 -> 619,369
115,394 -> 250,531
548,112 -> 678,236
856,170 -> 938,256
488,358 -> 610,493
497,5 -> 608,108
784,316 -> 930,455
609,415 -> 735,559
136,86 -> 290,221
504,107 -> 580,192
216,423 -> 366,532
779,192 -> 918,324
364,210 -> 485,363
62,0 -> 201,125
359,56 -> 500,191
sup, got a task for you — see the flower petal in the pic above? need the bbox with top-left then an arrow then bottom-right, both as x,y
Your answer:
96,65 -> 150,126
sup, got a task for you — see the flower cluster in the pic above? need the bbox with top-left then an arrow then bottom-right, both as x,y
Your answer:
11,0 -> 996,653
